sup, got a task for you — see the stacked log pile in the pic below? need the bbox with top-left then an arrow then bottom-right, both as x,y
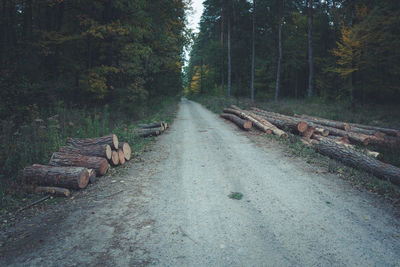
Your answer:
137,121 -> 168,137
22,134 -> 132,196
220,105 -> 400,186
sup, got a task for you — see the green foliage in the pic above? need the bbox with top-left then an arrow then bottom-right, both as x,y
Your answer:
186,0 -> 400,103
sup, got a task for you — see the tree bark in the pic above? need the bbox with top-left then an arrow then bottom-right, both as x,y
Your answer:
250,108 -> 310,134
314,139 -> 400,186
275,0 -> 284,102
294,114 -> 350,131
250,0 -> 256,102
66,134 -> 118,150
307,0 -> 314,98
138,122 -> 164,129
34,186 -> 70,197
49,152 -> 109,176
224,107 -> 272,134
221,2 -> 225,91
220,113 -> 252,130
227,15 -> 231,97
137,128 -> 161,137
118,142 -> 132,161
59,144 -> 112,160
23,165 -> 89,189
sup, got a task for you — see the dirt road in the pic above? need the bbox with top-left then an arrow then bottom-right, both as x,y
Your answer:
1,99 -> 400,266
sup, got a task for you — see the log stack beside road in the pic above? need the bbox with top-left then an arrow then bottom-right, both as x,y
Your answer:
219,104 -> 400,186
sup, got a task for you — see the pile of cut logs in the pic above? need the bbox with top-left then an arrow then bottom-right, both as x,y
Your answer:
221,105 -> 400,186
22,134 -> 131,196
137,121 -> 168,137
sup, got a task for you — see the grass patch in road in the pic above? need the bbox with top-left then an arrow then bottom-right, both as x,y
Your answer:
228,192 -> 243,200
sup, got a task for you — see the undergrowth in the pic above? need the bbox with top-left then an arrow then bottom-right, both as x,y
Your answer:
0,96 -> 180,212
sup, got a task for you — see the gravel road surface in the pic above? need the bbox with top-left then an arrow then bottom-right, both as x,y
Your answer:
1,99 -> 399,266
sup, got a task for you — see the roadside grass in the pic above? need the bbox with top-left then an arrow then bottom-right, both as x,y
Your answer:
191,95 -> 400,204
0,96 -> 180,213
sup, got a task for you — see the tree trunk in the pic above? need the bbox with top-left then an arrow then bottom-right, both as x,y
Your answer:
118,149 -> 125,165
227,15 -> 231,97
34,186 -> 70,197
220,113 -> 252,130
111,150 -> 119,166
23,165 -> 89,189
275,0 -> 284,102
49,152 -> 109,176
307,0 -> 314,99
246,113 -> 288,138
250,0 -> 256,102
221,2 -> 225,92
66,134 -> 118,150
294,114 -> 350,131
250,110 -> 308,134
118,142 -> 132,161
137,128 -> 161,137
138,122 -> 164,129
314,139 -> 400,186
59,144 -> 112,160
348,123 -> 400,137
224,107 -> 272,134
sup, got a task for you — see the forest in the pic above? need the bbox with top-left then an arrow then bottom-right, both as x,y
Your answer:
185,0 -> 400,105
0,0 -> 187,204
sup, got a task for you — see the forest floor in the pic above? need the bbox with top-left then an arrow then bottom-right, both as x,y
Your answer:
0,99 -> 399,266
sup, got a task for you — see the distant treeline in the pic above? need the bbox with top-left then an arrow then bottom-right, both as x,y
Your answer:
185,0 -> 400,105
0,0 -> 188,122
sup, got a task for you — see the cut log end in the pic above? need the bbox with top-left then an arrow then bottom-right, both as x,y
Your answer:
118,149 -> 126,165
244,120 -> 252,130
78,170 -> 90,189
297,121 -> 308,133
111,151 -> 119,166
119,142 -> 132,160
105,145 -> 112,160
112,134 -> 119,150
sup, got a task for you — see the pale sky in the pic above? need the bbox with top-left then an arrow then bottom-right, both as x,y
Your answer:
188,0 -> 205,33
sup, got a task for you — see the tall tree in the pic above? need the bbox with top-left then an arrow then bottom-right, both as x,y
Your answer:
307,0 -> 314,99
250,0 -> 256,102
221,1 -> 225,92
275,0 -> 284,102
227,10 -> 232,97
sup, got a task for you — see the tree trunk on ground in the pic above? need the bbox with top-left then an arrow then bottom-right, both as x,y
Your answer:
111,151 -> 119,166
348,123 -> 400,137
224,107 -> 272,134
294,114 -> 350,131
250,109 -> 309,134
118,142 -> 132,161
49,152 -> 109,176
275,0 -> 284,102
229,105 -> 287,137
321,125 -> 371,145
220,113 -> 252,130
250,0 -> 256,102
247,112 -> 288,137
118,149 -> 125,165
307,0 -> 314,99
23,165 -> 89,189
313,139 -> 400,186
59,144 -> 112,160
66,134 -> 118,150
138,122 -> 164,129
34,186 -> 70,197
137,128 -> 161,137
